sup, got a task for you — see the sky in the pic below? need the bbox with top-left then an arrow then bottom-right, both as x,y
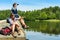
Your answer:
0,0 -> 60,11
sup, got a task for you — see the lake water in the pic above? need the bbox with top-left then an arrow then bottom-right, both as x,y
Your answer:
25,21 -> 60,40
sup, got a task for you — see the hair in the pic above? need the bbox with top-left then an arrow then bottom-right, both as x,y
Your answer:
10,13 -> 14,18
13,3 -> 17,7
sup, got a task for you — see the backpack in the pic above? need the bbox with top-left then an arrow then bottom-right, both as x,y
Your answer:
0,27 -> 11,35
7,18 -> 10,23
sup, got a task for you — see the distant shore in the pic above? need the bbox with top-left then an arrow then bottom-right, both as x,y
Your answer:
43,19 -> 60,22
35,19 -> 60,22
0,19 -> 60,22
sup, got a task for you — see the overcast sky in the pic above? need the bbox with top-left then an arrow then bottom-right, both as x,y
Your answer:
0,0 -> 60,11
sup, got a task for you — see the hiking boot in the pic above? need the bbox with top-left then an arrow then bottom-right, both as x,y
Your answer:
17,30 -> 21,35
11,32 -> 17,38
24,26 -> 29,29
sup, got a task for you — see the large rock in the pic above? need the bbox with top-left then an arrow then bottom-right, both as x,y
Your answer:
0,20 -> 26,40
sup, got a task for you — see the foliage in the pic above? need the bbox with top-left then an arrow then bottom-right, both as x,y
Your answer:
0,6 -> 60,20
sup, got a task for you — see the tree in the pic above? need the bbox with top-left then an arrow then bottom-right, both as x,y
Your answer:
39,12 -> 47,20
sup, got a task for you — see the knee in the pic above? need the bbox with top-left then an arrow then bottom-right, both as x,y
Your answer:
15,24 -> 19,26
12,22 -> 15,24
19,16 -> 22,20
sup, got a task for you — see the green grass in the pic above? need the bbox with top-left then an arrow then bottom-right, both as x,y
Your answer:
43,19 -> 60,22
35,19 -> 60,22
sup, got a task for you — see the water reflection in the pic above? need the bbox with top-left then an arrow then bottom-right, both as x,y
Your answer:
26,21 -> 60,35
25,31 -> 60,40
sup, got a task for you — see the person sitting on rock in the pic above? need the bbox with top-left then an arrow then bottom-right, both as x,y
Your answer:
11,3 -> 29,29
7,14 -> 22,38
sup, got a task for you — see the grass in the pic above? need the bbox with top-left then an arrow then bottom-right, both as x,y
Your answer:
43,19 -> 60,22
35,19 -> 60,22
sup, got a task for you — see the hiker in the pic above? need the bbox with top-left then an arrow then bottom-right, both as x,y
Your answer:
7,14 -> 21,37
11,3 -> 29,29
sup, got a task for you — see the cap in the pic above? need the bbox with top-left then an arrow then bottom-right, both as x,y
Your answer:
13,3 -> 19,6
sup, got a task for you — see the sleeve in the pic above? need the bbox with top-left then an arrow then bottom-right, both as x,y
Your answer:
8,18 -> 13,25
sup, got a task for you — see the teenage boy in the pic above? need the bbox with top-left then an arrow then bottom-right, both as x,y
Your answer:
11,3 -> 29,29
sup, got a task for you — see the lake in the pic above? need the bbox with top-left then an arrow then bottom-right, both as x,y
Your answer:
25,21 -> 60,40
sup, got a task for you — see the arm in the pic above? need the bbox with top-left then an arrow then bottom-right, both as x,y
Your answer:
11,11 -> 14,15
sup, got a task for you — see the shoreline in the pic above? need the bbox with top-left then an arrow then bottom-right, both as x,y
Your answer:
35,19 -> 60,22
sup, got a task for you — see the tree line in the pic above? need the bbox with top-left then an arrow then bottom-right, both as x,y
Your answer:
0,6 -> 60,21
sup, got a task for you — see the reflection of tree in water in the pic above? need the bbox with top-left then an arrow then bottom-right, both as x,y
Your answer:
26,21 -> 60,35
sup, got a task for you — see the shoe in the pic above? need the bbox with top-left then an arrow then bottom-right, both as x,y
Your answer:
18,31 -> 21,35
11,33 -> 17,38
24,26 -> 29,29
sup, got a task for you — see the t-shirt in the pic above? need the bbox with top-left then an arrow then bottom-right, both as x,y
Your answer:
11,7 -> 17,14
7,18 -> 16,26
11,7 -> 19,18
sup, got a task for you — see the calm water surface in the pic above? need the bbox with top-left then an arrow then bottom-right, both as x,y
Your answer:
25,21 -> 60,40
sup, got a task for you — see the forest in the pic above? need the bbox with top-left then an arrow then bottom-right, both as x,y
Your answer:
0,6 -> 60,21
